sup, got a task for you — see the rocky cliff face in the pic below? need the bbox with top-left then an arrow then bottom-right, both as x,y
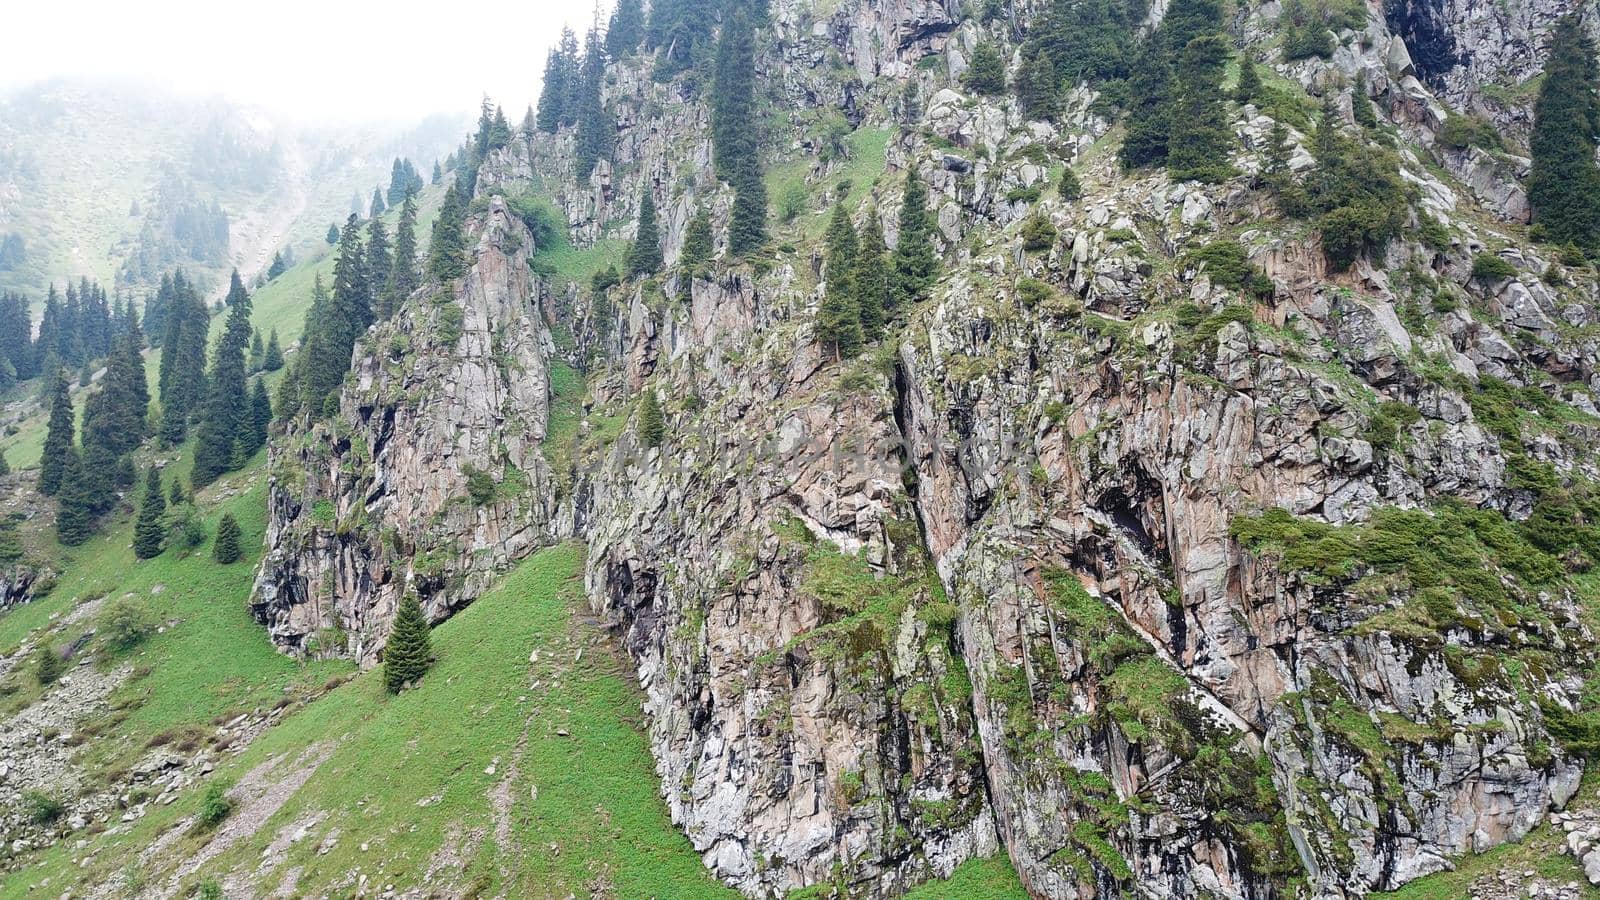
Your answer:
252,196 -> 560,662
254,0 -> 1600,896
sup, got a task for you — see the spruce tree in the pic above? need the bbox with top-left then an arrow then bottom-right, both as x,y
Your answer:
1016,51 -> 1061,121
326,223 -> 340,244
1166,35 -> 1235,182
158,272 -> 210,445
607,0 -> 646,57
384,193 -> 420,316
38,369 -> 73,495
213,512 -> 242,563
678,207 -> 715,299
369,187 -> 386,218
428,180 -> 469,280
1235,54 -> 1263,103
432,160 -> 443,184
1351,72 -> 1377,128
249,379 -> 272,454
575,23 -> 613,179
638,389 -> 666,449
851,208 -> 889,341
624,191 -> 664,277
1059,166 -> 1082,200
817,203 -> 862,360
366,217 -> 392,302
169,477 -> 188,508
1120,46 -> 1174,168
192,272 -> 253,486
717,6 -> 770,258
1529,14 -> 1600,254
964,41 -> 1008,95
133,467 -> 166,559
263,329 -> 284,371
55,450 -> 96,546
891,170 -> 939,310
0,449 -> 8,476
383,594 -> 433,692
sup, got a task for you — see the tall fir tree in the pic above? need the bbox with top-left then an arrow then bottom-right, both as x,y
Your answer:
158,271 -> 209,445
370,187 -> 386,218
851,208 -> 889,341
716,8 -> 768,256
191,272 -> 253,486
428,180 -> 469,280
1528,14 -> 1600,254
366,217 -> 393,303
249,379 -> 273,454
607,0 -> 646,57
1165,35 -> 1235,182
132,467 -> 166,559
817,203 -> 862,360
891,169 -> 939,310
383,193 -> 420,317
263,329 -> 284,372
38,368 -> 73,495
638,389 -> 666,449
963,41 -> 1008,95
383,594 -> 433,692
624,191 -> 664,277
575,22 -> 613,179
213,512 -> 242,563
678,207 -> 715,299
54,449 -> 95,546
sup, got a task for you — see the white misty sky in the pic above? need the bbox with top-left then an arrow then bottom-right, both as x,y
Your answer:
1,0 -> 609,121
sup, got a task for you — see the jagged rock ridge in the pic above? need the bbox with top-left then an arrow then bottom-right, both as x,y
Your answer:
255,0 -> 1600,896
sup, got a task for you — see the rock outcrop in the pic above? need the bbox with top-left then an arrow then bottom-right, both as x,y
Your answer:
253,0 -> 1600,896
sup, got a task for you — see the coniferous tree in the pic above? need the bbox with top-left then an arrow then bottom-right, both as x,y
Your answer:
192,272 -> 253,486
132,467 -> 166,559
1166,35 -> 1235,182
1529,14 -> 1600,254
638,389 -> 666,449
964,41 -> 1008,95
817,203 -> 862,360
0,292 -> 33,380
891,169 -> 939,310
0,449 -> 8,477
249,379 -> 272,454
428,180 -> 469,280
624,191 -> 664,277
263,329 -> 284,372
678,207 -> 715,299
54,449 -> 95,546
81,315 -> 147,466
1235,54 -> 1263,103
213,512 -> 242,563
369,187 -> 387,218
432,160 -> 444,184
607,0 -> 646,56
158,271 -> 209,444
1351,73 -> 1377,128
169,477 -> 188,508
715,8 -> 768,256
712,7 -> 759,182
575,23 -> 613,180
1120,0 -> 1224,171
1015,51 -> 1061,121
1059,166 -> 1082,200
383,193 -> 420,316
851,208 -> 890,341
1120,46 -> 1174,168
366,217 -> 392,301
38,369 -> 74,495
326,223 -> 340,244
383,594 -> 433,692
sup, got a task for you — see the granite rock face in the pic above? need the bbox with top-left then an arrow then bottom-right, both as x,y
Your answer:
252,195 -> 559,663
254,0 -> 1600,896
